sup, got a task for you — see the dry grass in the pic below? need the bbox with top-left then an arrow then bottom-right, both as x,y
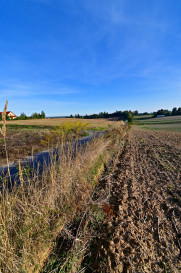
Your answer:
0,138 -> 106,272
0,127 -> 126,273
6,117 -> 122,129
0,101 -> 126,272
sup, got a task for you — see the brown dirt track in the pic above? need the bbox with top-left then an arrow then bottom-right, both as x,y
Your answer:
89,129 -> 181,272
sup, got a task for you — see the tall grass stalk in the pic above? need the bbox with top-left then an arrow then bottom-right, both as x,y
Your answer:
0,100 -> 11,179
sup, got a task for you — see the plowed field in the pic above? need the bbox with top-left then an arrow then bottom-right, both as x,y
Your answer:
88,129 -> 181,272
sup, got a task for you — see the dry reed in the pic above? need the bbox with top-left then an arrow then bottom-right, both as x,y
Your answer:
0,100 -> 11,178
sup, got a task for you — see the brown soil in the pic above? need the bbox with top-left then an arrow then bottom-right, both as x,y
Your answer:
0,129 -> 48,165
87,129 -> 181,272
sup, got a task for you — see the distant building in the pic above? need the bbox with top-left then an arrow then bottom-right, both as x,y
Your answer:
157,115 -> 165,118
0,111 -> 17,120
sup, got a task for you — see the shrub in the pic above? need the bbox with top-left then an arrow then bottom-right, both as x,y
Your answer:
52,121 -> 90,142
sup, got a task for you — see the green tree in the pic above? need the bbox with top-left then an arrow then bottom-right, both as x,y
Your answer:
18,112 -> 28,120
177,107 -> 181,115
172,107 -> 177,115
127,111 -> 133,124
133,110 -> 138,115
41,110 -> 46,118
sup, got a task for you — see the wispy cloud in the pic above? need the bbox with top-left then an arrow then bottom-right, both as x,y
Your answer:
0,81 -> 81,100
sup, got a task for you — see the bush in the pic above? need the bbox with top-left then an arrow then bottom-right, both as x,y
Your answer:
128,111 -> 133,124
52,121 -> 90,141
41,121 -> 90,147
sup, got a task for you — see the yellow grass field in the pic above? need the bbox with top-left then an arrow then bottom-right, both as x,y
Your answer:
6,118 -> 122,129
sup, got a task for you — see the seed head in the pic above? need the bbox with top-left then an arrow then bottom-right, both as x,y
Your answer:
0,100 -> 8,138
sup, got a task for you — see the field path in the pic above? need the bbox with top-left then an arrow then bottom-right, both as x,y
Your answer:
87,129 -> 181,272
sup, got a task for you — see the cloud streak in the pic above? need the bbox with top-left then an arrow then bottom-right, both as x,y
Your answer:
0,81 -> 81,100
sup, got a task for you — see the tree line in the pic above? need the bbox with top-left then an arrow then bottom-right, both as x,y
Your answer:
70,110 -> 134,123
15,111 -> 46,120
153,107 -> 181,117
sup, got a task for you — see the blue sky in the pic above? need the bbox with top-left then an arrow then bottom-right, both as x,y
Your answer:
0,0 -> 181,116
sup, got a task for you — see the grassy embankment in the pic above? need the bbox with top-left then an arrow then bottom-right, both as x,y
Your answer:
134,115 -> 181,133
0,104 -> 127,272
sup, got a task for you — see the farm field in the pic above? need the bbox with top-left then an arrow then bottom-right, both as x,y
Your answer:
6,117 -> 121,130
134,115 -> 181,133
0,127 -> 49,165
134,115 -> 181,123
0,118 -> 122,165
84,128 -> 181,272
0,122 -> 180,272
137,123 -> 181,133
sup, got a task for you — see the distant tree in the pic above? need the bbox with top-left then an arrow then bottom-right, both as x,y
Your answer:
18,112 -> 28,120
177,107 -> 181,115
127,111 -> 133,124
70,114 -> 73,118
31,111 -> 45,119
172,107 -> 177,115
31,112 -> 39,119
41,110 -> 46,119
154,109 -> 171,117
133,110 -> 138,115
